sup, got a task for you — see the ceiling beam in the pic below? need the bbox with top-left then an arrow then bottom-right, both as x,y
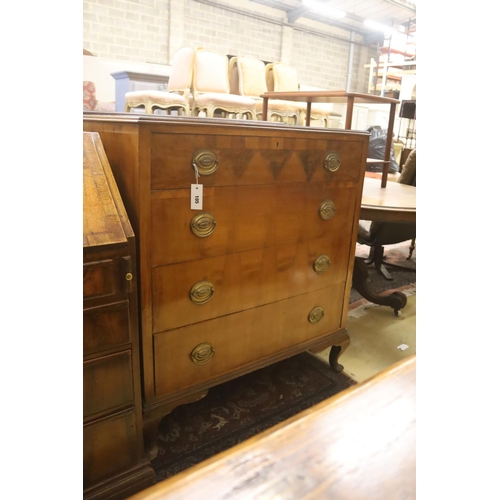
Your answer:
287,5 -> 310,24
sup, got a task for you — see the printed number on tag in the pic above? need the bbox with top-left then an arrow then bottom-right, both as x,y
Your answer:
191,184 -> 203,210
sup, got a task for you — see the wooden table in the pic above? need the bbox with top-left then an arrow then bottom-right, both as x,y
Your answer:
353,176 -> 416,315
261,91 -> 400,188
128,355 -> 416,500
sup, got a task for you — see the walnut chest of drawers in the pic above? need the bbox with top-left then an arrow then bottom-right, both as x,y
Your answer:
83,113 -> 369,459
83,132 -> 155,498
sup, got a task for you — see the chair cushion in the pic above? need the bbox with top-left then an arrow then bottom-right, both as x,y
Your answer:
193,49 -> 230,94
194,92 -> 256,110
125,90 -> 188,106
167,46 -> 196,93
237,57 -> 267,97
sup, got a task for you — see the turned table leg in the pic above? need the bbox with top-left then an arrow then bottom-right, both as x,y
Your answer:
352,256 -> 407,316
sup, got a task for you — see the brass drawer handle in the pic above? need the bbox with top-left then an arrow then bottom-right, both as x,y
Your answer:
192,149 -> 219,176
308,306 -> 325,324
313,255 -> 331,274
190,280 -> 215,305
319,200 -> 336,220
190,212 -> 217,237
324,151 -> 341,172
190,342 -> 216,365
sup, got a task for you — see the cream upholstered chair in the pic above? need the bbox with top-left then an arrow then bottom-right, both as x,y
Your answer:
191,48 -> 256,120
266,62 -> 331,127
124,46 -> 195,115
229,56 -> 301,124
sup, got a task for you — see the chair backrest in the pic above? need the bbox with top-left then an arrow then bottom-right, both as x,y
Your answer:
167,46 -> 196,93
235,56 -> 267,97
265,62 -> 299,92
192,48 -> 229,94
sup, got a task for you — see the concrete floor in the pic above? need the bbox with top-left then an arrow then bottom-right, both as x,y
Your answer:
314,286 -> 416,383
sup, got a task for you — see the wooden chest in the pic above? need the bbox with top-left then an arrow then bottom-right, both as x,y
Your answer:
83,113 -> 369,458
83,132 -> 155,498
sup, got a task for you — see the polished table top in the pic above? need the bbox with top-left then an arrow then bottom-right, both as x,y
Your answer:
260,90 -> 400,105
361,177 -> 416,223
129,355 -> 416,500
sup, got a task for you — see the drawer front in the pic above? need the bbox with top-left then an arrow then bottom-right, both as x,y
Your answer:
150,132 -> 364,189
153,284 -> 345,397
152,236 -> 352,333
83,410 -> 139,488
83,301 -> 131,355
83,350 -> 134,418
83,257 -> 125,301
151,183 -> 357,267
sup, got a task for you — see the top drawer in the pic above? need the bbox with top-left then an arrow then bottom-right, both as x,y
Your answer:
150,132 -> 364,190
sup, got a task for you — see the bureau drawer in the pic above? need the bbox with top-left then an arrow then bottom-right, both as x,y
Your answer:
83,301 -> 131,355
83,350 -> 134,419
151,182 -> 357,266
83,257 -> 126,301
152,236 -> 352,333
153,284 -> 345,397
83,410 -> 139,488
150,132 -> 364,189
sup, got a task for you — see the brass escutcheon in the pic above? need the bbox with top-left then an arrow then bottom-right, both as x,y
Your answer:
324,151 -> 341,172
190,342 -> 216,365
192,149 -> 219,176
319,200 -> 336,220
308,306 -> 325,324
313,255 -> 331,274
190,280 -> 215,305
190,212 -> 217,237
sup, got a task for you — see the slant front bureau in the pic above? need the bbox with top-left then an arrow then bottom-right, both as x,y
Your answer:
83,113 -> 369,459
83,132 -> 155,498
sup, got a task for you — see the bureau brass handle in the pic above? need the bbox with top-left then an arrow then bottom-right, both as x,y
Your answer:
190,212 -> 217,237
319,200 -> 336,220
190,280 -> 215,305
313,255 -> 331,274
308,306 -> 325,324
324,151 -> 341,172
190,342 -> 216,365
192,149 -> 219,176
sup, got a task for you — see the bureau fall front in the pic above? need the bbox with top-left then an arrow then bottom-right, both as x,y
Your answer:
83,114 -> 369,497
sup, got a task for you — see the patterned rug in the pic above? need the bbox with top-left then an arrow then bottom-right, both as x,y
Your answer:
151,352 -> 356,482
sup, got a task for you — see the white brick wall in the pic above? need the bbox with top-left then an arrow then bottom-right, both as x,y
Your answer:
83,0 -> 377,91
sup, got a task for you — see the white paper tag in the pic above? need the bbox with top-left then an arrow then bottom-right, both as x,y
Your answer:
191,184 -> 203,210
397,344 -> 409,351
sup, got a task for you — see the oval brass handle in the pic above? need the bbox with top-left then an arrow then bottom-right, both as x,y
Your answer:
319,200 -> 336,220
190,212 -> 217,237
190,280 -> 215,305
192,149 -> 219,176
190,342 -> 216,365
324,151 -> 341,172
308,306 -> 325,324
313,255 -> 331,274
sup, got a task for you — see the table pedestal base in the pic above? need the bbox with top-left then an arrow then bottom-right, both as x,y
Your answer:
352,257 -> 408,316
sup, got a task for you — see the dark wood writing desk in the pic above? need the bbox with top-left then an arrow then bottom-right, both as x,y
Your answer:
261,91 -> 400,188
128,355 -> 416,500
353,176 -> 416,314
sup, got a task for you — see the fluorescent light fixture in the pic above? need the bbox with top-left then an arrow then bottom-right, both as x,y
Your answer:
303,0 -> 346,19
363,19 -> 399,36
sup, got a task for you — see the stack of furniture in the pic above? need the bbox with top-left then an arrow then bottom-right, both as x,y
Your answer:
83,132 -> 155,499
83,112 -> 370,463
